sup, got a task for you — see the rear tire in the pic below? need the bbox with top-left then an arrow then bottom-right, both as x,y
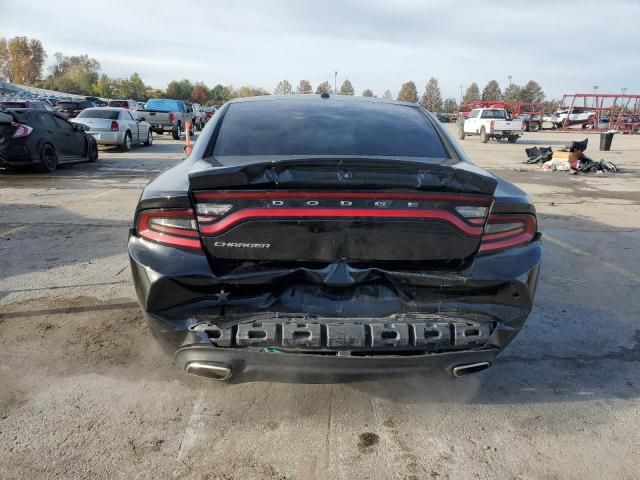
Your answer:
172,124 -> 181,140
88,141 -> 98,162
144,129 -> 153,146
39,143 -> 58,172
121,132 -> 132,152
528,121 -> 541,132
480,127 -> 489,143
458,127 -> 465,140
508,135 -> 518,143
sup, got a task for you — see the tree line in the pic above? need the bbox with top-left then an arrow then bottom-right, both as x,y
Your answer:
1,35 -> 553,111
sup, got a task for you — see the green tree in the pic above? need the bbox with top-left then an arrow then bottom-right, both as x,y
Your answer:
166,79 -> 193,99
382,89 -> 393,100
503,84 -> 522,102
210,84 -> 229,104
463,83 -> 480,103
397,81 -> 418,103
274,79 -> 292,95
520,80 -> 545,103
443,97 -> 458,113
420,77 -> 443,111
362,89 -> 374,97
190,82 -> 210,104
481,80 -> 502,101
41,53 -> 101,94
315,81 -> 331,94
0,36 -> 46,84
296,79 -> 312,94
339,79 -> 354,95
93,74 -> 114,98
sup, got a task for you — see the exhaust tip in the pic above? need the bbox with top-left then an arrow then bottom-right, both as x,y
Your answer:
185,361 -> 232,381
452,362 -> 490,378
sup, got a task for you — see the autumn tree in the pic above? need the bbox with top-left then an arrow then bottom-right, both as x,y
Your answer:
503,84 -> 522,102
463,83 -> 481,103
362,89 -> 374,97
40,53 -> 101,94
397,81 -> 418,103
166,79 -> 193,100
210,84 -> 231,105
0,36 -> 46,85
481,80 -> 502,101
420,77 -> 443,111
274,79 -> 292,95
339,79 -> 354,95
443,97 -> 458,114
315,81 -> 331,94
520,80 -> 545,103
190,82 -> 210,104
296,79 -> 312,94
382,89 -> 393,100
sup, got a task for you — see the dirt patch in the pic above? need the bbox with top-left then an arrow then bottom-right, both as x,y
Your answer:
358,432 -> 380,453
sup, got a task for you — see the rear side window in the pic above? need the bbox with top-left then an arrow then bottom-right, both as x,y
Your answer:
34,112 -> 57,129
52,116 -> 73,130
481,110 -> 507,119
213,100 -> 450,158
108,100 -> 129,108
77,109 -> 119,119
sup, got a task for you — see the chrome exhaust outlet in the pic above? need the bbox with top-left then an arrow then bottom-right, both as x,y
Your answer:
185,361 -> 233,381
452,362 -> 490,377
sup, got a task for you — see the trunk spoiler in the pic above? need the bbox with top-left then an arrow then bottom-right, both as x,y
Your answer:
188,158 -> 497,196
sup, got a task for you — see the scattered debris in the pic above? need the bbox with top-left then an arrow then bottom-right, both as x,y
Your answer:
523,138 -> 618,174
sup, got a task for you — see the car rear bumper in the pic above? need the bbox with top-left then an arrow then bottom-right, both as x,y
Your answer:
89,131 -> 124,146
128,234 -> 542,382
0,143 -> 36,166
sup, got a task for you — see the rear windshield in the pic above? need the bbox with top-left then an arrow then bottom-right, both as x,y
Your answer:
145,99 -> 181,111
77,109 -> 119,119
108,100 -> 129,108
58,102 -> 80,108
213,100 -> 449,158
480,109 -> 507,119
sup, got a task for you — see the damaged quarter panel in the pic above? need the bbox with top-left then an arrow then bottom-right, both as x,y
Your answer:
128,95 -> 541,382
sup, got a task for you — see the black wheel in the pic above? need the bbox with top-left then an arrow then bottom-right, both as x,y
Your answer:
458,127 -> 465,140
508,135 -> 518,143
172,123 -> 181,140
39,143 -> 58,172
528,121 -> 541,132
88,141 -> 98,162
121,132 -> 132,152
480,127 -> 489,143
144,129 -> 153,146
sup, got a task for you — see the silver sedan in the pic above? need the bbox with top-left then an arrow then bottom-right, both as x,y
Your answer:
71,107 -> 153,151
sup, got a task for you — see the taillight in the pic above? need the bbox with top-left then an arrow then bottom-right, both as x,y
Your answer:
11,122 -> 33,138
169,113 -> 176,123
136,209 -> 202,250
479,214 -> 536,254
490,120 -> 495,131
110,121 -> 119,131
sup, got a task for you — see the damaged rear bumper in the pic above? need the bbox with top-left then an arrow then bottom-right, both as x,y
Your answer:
129,235 -> 541,382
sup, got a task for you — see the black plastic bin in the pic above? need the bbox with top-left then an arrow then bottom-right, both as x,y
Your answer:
600,131 -> 614,151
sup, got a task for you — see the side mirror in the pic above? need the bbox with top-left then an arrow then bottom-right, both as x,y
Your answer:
139,116 -> 145,121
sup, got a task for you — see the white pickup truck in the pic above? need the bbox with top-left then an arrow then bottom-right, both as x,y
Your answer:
459,108 -> 523,143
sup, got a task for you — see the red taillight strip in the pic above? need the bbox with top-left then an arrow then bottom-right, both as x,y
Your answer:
193,191 -> 492,205
199,208 -> 483,237
479,214 -> 536,254
136,209 -> 202,250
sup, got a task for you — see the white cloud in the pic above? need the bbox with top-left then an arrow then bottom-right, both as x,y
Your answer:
1,0 -> 639,99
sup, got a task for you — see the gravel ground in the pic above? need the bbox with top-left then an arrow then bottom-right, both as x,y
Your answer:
1,127 -> 639,479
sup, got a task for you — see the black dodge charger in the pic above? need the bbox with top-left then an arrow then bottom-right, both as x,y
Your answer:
129,95 -> 541,382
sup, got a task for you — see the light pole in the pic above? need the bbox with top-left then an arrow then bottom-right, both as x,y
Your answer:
460,85 -> 463,103
508,75 -> 512,87
593,85 -> 599,107
334,71 -> 338,95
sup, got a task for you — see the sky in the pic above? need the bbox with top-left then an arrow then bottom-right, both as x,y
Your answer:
1,0 -> 639,100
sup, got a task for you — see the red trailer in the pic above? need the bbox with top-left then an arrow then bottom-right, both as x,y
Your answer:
555,93 -> 640,134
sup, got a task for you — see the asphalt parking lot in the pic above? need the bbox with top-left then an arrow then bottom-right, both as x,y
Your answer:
1,127 -> 639,480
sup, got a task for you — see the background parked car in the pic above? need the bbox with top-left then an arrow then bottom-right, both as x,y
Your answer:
136,101 -> 146,110
1,99 -> 56,112
138,98 -> 191,139
71,107 -> 153,151
0,108 -> 98,172
203,106 -> 217,121
55,99 -> 95,118
85,96 -> 107,107
189,102 -> 206,130
107,99 -> 138,111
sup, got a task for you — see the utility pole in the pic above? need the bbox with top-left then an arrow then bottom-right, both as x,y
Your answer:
593,85 -> 599,108
459,85 -> 463,103
334,71 -> 338,95
508,75 -> 512,87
